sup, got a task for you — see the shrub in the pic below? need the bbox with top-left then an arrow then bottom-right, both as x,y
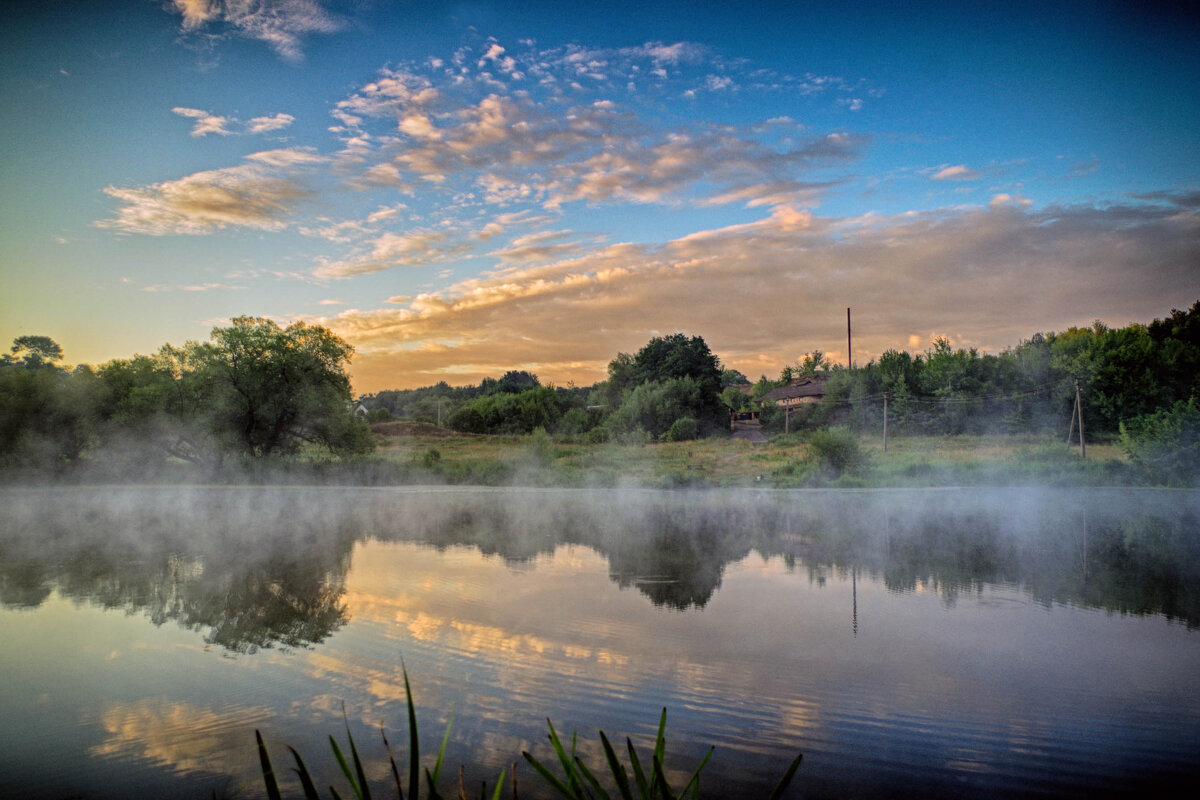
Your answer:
1120,399 -> 1200,486
416,447 -> 442,469
661,417 -> 699,442
807,426 -> 866,477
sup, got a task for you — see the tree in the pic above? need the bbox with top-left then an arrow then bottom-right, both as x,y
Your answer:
0,337 -> 97,466
197,317 -> 371,459
481,370 -> 541,395
797,350 -> 829,377
4,336 -> 64,370
624,333 -> 725,432
720,368 -> 751,387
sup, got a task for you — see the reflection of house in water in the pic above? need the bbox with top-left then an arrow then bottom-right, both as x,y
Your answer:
760,376 -> 827,408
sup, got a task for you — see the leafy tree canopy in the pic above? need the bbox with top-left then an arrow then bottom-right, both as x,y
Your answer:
4,336 -> 63,369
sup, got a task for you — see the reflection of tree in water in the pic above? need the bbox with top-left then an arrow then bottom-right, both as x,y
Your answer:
602,506 -> 755,610
4,487 -> 1199,634
760,491 -> 1200,627
0,489 -> 355,653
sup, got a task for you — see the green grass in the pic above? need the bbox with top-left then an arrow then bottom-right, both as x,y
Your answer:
256,664 -> 504,800
363,427 -> 1134,489
259,698 -> 801,800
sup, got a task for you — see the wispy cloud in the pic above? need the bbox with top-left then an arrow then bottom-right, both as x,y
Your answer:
169,0 -> 346,62
173,107 -> 295,136
931,164 -> 981,181
172,106 -> 234,137
98,150 -> 320,235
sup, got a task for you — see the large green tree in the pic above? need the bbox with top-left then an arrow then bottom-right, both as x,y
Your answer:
604,333 -> 726,436
200,317 -> 371,458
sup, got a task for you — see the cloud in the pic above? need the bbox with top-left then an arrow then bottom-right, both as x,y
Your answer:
173,107 -> 295,136
98,162 -> 310,235
169,0 -> 346,62
988,192 -> 1032,208
931,164 -> 981,181
315,198 -> 1198,391
314,228 -> 478,278
247,113 -> 295,134
172,106 -> 233,136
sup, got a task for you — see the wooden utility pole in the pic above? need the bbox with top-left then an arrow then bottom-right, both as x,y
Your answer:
882,391 -> 889,452
847,307 -> 852,369
1075,378 -> 1086,458
1066,392 -> 1078,444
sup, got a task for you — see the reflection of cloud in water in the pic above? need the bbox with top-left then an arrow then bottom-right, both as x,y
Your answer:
89,698 -> 272,776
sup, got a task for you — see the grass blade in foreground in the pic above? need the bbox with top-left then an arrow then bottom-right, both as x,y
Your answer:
257,730 -> 283,800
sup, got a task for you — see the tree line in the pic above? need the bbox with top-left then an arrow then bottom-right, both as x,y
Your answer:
361,301 -> 1198,440
0,317 -> 372,473
3,302 -> 1197,479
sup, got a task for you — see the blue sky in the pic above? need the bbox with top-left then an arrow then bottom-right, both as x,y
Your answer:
2,1 -> 1197,391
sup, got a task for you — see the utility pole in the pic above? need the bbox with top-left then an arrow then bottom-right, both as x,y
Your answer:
1075,378 -> 1086,458
847,307 -> 852,369
882,391 -> 889,453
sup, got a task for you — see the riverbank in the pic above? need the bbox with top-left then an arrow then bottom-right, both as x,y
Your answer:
359,425 -> 1137,488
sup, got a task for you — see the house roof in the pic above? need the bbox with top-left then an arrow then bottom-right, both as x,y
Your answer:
760,377 -> 827,402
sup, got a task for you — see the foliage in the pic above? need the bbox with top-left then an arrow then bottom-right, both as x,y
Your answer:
603,335 -> 726,436
365,407 -> 394,423
257,666 -> 502,800
607,378 -> 706,439
719,368 -> 750,387
201,317 -> 371,458
523,707 -> 802,800
0,345 -> 99,467
1120,399 -> 1200,486
661,417 -> 700,442
448,386 -> 563,435
796,350 -> 828,377
806,426 -> 867,477
3,335 -> 63,369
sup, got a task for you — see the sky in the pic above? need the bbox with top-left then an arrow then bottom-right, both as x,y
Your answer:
2,0 -> 1198,393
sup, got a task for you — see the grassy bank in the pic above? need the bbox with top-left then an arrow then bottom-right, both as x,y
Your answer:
355,423 -> 1137,488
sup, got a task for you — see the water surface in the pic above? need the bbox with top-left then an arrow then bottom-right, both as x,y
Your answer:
1,486 -> 1198,798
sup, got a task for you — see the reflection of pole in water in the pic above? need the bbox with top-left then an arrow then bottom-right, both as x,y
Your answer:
852,564 -> 858,637
1082,506 -> 1089,583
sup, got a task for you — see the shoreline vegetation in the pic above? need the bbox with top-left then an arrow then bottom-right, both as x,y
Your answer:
0,426 -> 1144,489
2,302 -> 1197,488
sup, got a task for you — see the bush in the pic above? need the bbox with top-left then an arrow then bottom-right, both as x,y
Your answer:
1120,399 -> 1200,486
661,417 -> 699,442
807,426 -> 867,477
415,447 -> 442,469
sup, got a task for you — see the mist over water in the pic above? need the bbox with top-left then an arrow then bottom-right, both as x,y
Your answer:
2,486 -> 1198,798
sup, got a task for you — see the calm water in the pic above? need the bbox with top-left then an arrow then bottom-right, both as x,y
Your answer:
1,486 -> 1198,798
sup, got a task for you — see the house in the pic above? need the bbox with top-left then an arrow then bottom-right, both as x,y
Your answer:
760,376 -> 827,408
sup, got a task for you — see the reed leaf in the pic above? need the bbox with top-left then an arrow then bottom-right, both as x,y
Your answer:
651,755 -> 676,800
599,731 -> 633,800
487,768 -> 507,800
678,746 -> 713,800
626,738 -> 649,799
403,665 -> 420,798
431,711 -> 455,788
381,726 -> 405,800
287,745 -> 323,800
345,711 -> 373,800
765,752 -> 803,800
520,749 -> 577,798
423,767 -> 444,800
572,754 -> 612,800
256,730 -> 283,800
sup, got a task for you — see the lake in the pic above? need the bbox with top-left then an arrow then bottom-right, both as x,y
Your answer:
2,486 -> 1198,798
